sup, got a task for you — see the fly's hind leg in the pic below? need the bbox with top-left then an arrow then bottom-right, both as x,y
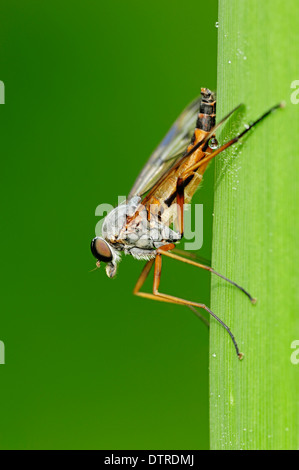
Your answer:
182,102 -> 284,176
133,244 -> 243,359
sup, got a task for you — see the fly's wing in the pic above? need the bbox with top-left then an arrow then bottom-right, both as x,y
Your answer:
128,96 -> 201,199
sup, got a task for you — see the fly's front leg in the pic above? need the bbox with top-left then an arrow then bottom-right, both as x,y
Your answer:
133,246 -> 209,327
153,245 -> 243,359
133,245 -> 243,358
175,161 -> 254,303
133,259 -> 155,296
160,250 -> 256,303
133,255 -> 176,305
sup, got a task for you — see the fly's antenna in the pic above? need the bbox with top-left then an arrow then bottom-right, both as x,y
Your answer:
89,262 -> 101,273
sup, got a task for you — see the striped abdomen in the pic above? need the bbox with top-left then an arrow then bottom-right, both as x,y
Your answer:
195,87 -> 216,133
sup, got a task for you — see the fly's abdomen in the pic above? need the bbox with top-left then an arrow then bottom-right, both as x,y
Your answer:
196,88 -> 216,132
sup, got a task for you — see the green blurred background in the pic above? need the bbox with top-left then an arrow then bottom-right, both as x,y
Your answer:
0,0 -> 217,449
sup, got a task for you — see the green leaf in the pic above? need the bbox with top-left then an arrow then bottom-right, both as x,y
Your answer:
210,0 -> 299,450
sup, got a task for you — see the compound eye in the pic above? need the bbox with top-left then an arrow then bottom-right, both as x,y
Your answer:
90,237 -> 113,263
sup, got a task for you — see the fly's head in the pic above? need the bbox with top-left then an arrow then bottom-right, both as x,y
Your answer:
90,237 -> 119,278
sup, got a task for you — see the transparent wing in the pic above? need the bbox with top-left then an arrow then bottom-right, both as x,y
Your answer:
128,96 -> 201,199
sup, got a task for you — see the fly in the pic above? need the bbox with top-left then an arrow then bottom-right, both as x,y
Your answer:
91,88 -> 284,359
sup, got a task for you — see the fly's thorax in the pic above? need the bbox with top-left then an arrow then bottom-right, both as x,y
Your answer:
101,196 -> 141,242
107,200 -> 181,250
96,196 -> 179,265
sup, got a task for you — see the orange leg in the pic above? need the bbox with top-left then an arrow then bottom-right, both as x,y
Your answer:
184,102 -> 285,171
183,102 -> 284,174
159,249 -> 256,304
171,176 -> 255,303
172,247 -> 211,266
133,103 -> 284,358
134,244 -> 244,360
